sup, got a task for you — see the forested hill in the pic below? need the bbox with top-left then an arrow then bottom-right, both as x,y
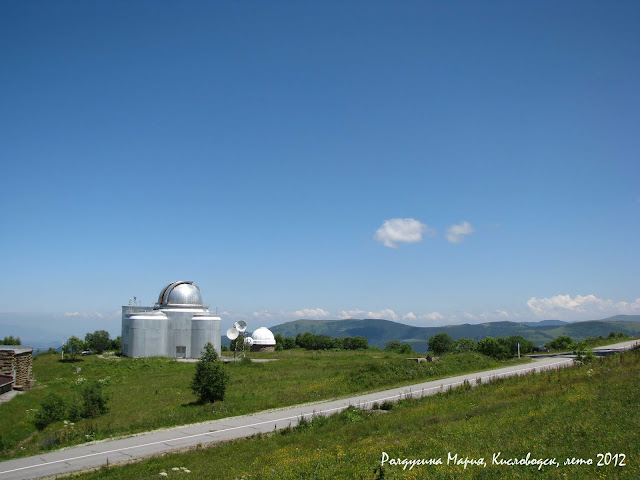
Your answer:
270,315 -> 640,350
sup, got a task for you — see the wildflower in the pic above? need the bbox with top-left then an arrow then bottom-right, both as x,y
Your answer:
172,467 -> 180,471
159,472 -> 168,477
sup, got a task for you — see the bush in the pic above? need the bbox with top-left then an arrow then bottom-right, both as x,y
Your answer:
545,336 -> 575,351
477,337 -> 511,360
63,336 -> 86,360
380,401 -> 394,411
34,393 -> 67,430
81,380 -> 109,417
505,336 -> 535,356
453,338 -> 476,353
385,340 -> 414,354
191,343 -> 230,404
428,333 -> 454,355
85,330 -> 111,354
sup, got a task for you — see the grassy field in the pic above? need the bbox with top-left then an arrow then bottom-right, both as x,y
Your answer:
71,347 -> 640,480
0,349 -> 526,460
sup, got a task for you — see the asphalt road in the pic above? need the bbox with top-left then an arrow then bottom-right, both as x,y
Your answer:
1,339 -> 637,480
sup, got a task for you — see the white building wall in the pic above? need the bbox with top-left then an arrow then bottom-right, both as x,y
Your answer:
122,306 -> 221,358
191,315 -> 222,358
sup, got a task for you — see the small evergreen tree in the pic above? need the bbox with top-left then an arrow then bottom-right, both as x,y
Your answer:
191,343 -> 229,404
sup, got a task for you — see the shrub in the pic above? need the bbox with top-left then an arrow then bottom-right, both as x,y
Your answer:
384,340 -> 413,354
477,337 -> 510,360
340,406 -> 365,422
380,401 -> 394,411
505,336 -> 535,355
84,330 -> 111,354
63,336 -> 86,360
428,333 -> 454,355
67,402 -> 83,422
191,343 -> 230,403
545,336 -> 575,351
34,393 -> 67,430
81,380 -> 109,417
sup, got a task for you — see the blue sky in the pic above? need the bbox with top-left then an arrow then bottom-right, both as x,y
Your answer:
1,1 -> 639,341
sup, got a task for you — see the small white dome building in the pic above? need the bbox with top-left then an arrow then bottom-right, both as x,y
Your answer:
121,281 -> 221,359
250,327 -> 276,352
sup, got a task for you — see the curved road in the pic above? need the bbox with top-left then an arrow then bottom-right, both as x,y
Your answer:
1,340 -> 637,480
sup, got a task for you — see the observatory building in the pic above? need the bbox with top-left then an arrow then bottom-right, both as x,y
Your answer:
121,281 -> 221,358
250,327 -> 276,352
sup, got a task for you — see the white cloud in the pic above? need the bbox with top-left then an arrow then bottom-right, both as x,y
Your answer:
446,221 -> 474,244
400,311 -> 447,327
251,310 -> 275,320
63,311 -> 104,319
374,218 -> 435,248
495,309 -> 510,318
338,308 -> 399,321
526,294 -> 640,320
294,308 -> 331,319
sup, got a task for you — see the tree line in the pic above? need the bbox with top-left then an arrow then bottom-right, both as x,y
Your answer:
427,332 -> 536,359
63,330 -> 121,360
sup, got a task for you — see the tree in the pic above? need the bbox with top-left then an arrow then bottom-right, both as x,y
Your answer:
453,338 -> 476,353
477,337 -> 510,359
85,330 -> 111,354
63,336 -> 86,360
110,336 -> 121,353
428,333 -> 454,355
384,340 -> 413,354
1,336 -> 21,345
505,336 -> 534,356
282,337 -> 296,349
348,336 -> 369,350
191,343 -> 229,404
385,340 -> 403,352
545,336 -> 575,351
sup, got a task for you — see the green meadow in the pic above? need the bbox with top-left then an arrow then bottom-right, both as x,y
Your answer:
0,350 -> 525,460
72,348 -> 640,480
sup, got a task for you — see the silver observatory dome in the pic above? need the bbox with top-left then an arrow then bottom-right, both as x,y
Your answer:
157,281 -> 203,307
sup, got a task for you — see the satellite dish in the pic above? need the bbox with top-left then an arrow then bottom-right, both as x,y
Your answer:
244,337 -> 254,346
235,320 -> 247,333
226,327 -> 239,340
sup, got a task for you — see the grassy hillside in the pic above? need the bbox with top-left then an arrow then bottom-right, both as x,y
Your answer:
71,347 -> 640,480
0,350 -> 526,460
271,316 -> 640,349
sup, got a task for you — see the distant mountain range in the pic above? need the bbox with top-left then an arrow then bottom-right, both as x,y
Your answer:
270,315 -> 640,351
